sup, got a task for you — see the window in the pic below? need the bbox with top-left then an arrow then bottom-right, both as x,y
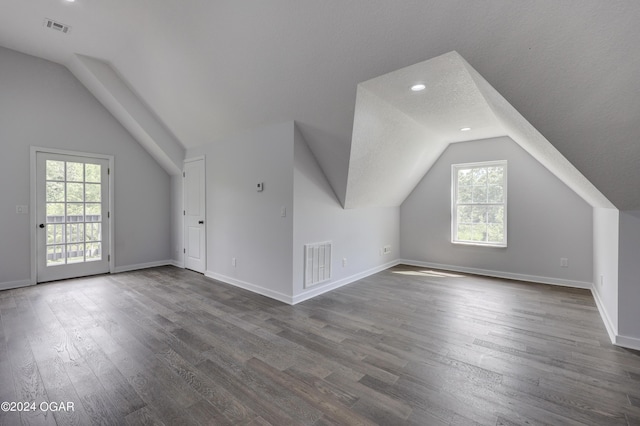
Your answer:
452,161 -> 507,247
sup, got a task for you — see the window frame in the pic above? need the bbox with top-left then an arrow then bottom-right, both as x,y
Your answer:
451,160 -> 507,247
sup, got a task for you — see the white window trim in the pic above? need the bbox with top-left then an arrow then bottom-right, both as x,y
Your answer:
451,160 -> 507,247
30,146 -> 115,284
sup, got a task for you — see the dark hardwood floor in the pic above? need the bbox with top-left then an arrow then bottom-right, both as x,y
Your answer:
1,265 -> 639,425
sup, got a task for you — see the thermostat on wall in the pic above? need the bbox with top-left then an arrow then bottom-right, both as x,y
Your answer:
257,182 -> 264,192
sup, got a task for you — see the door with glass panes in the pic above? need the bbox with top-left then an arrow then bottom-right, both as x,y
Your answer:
36,152 -> 110,282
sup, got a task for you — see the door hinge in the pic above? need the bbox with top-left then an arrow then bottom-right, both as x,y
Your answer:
183,171 -> 185,178
108,254 -> 111,262
108,168 -> 110,175
108,211 -> 110,218
183,210 -> 186,216
183,248 -> 186,254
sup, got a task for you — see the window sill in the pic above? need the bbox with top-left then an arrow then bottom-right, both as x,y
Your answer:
452,240 -> 507,248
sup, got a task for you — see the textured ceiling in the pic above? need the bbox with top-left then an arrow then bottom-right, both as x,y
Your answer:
345,52 -> 504,208
1,1 -> 639,208
345,52 -> 614,209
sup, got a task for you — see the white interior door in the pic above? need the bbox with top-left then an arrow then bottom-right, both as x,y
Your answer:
184,158 -> 206,273
36,152 -> 111,282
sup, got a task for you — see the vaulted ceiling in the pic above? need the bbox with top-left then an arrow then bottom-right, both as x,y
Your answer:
345,51 -> 614,209
1,1 -> 639,209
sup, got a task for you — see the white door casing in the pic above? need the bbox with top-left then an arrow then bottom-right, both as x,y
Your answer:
34,150 -> 112,283
183,157 -> 206,273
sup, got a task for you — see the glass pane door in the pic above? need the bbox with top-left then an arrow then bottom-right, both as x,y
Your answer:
45,160 -> 104,266
37,152 -> 110,283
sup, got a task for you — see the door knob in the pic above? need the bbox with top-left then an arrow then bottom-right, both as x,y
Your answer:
39,223 -> 45,229
198,220 -> 204,224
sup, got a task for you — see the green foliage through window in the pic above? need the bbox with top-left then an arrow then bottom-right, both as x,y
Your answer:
44,159 -> 104,266
453,161 -> 506,246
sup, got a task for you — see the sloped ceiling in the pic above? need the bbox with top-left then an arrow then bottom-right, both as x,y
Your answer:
1,1 -> 639,208
68,54 -> 184,175
346,52 -> 504,208
346,52 -> 614,209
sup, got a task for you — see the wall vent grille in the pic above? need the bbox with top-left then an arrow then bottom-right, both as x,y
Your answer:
43,18 -> 71,34
304,242 -> 332,288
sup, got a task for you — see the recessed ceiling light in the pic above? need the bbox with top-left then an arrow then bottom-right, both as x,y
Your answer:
410,84 -> 426,92
65,0 -> 75,3
460,127 -> 471,132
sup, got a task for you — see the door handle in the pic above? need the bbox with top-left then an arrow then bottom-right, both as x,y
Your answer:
198,220 -> 204,224
39,223 -> 45,229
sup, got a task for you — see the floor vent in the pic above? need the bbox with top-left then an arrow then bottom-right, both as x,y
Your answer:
304,241 -> 332,288
44,18 -> 71,34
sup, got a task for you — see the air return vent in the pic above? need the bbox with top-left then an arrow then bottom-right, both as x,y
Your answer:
304,242 -> 332,288
43,18 -> 71,34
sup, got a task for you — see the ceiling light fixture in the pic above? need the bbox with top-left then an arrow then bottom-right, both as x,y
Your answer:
460,127 -> 471,132
410,83 -> 426,92
65,0 -> 76,3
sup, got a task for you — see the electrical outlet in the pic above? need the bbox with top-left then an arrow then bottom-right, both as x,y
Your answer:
383,245 -> 392,255
560,258 -> 568,268
232,257 -> 237,267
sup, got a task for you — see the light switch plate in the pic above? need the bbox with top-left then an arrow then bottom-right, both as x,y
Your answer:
16,205 -> 28,214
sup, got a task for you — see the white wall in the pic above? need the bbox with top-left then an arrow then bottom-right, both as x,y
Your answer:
293,126 -> 399,303
0,47 -> 172,286
181,121 -> 399,304
186,122 -> 294,301
618,210 -> 640,349
401,136 -> 593,287
592,208 -> 619,342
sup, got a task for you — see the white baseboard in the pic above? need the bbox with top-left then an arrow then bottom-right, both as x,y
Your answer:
399,259 -> 592,289
113,260 -> 174,274
204,260 -> 401,306
0,279 -> 34,292
591,285 -> 617,345
399,260 -> 640,351
168,259 -> 184,268
616,334 -> 640,351
590,288 -> 640,351
204,271 -> 293,305
292,260 -> 401,305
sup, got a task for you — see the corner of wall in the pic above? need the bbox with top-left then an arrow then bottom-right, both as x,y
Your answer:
292,122 -> 400,301
617,210 -> 640,350
188,121 -> 295,300
170,174 -> 184,267
592,207 -> 619,344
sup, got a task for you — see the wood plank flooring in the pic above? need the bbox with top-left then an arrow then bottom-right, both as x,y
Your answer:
1,264 -> 640,425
